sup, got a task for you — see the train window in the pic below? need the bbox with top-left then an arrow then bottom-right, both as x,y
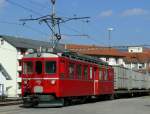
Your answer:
45,61 -> 56,74
60,61 -> 65,78
23,61 -> 33,74
104,69 -> 108,80
99,70 -> 102,80
69,63 -> 74,79
35,61 -> 42,74
108,69 -> 111,78
94,68 -> 97,79
77,64 -> 82,79
84,66 -> 88,80
90,67 -> 93,79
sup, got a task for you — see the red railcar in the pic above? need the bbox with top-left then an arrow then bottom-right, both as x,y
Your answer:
21,49 -> 114,107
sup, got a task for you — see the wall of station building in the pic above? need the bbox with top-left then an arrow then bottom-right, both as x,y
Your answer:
0,38 -> 22,97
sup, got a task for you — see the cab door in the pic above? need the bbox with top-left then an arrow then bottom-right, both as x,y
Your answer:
93,67 -> 99,95
33,59 -> 44,93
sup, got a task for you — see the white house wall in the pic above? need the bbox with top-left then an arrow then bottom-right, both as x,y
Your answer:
128,47 -> 143,53
0,72 -> 6,96
108,58 -> 116,65
100,57 -> 124,66
0,38 -> 18,97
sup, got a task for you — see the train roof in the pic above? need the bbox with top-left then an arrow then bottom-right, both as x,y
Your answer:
23,47 -> 109,66
61,51 -> 108,66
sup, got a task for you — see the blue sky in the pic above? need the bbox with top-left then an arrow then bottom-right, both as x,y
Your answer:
0,0 -> 150,46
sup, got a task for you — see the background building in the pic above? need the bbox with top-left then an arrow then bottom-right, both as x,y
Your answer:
65,44 -> 125,66
124,46 -> 150,74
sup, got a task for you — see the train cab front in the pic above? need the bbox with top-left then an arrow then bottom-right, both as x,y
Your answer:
21,55 -> 60,107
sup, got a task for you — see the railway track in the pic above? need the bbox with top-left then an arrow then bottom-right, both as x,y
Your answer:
0,99 -> 22,106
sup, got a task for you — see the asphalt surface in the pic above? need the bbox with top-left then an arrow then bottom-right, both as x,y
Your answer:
0,96 -> 150,114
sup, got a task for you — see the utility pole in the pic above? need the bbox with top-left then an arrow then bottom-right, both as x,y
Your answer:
51,0 -> 56,48
107,28 -> 114,48
20,0 -> 90,49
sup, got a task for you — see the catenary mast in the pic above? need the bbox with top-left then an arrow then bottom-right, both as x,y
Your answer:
20,0 -> 90,49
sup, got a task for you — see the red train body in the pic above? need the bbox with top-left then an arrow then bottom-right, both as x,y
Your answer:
21,50 -> 114,107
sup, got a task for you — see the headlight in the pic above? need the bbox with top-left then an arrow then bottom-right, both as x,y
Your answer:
51,80 -> 56,85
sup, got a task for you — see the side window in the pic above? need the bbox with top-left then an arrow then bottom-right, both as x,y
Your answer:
84,65 -> 88,80
60,60 -> 65,78
77,64 -> 82,79
99,69 -> 102,80
93,67 -> 96,79
109,68 -> 113,80
90,67 -> 93,79
104,69 -> 108,80
69,63 -> 74,79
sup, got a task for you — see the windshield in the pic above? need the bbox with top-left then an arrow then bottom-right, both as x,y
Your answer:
23,61 -> 33,74
45,61 -> 56,74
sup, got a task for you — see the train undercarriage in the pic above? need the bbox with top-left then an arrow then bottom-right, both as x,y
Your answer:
22,93 -> 116,108
22,89 -> 150,108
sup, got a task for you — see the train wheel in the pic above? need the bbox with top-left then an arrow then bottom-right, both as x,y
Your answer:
61,98 -> 70,106
32,99 -> 39,107
109,94 -> 114,100
23,101 -> 33,108
80,97 -> 87,104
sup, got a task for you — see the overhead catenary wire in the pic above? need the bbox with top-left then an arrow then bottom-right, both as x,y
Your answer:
6,0 -> 42,16
0,20 -> 92,41
61,24 -> 102,44
0,21 -> 50,37
53,12 -> 109,45
5,0 -> 99,45
26,0 -> 48,8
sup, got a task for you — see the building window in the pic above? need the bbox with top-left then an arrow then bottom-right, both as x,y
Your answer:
115,58 -> 118,64
18,82 -> 21,89
106,58 -> 109,61
18,71 -> 22,77
0,39 -> 4,45
138,63 -> 145,69
18,60 -> 22,66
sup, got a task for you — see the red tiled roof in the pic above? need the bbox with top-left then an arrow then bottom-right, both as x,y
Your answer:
66,44 -> 125,57
66,44 -> 150,65
123,52 -> 150,63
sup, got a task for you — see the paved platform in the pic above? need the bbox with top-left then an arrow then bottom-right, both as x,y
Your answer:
1,96 -> 150,114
